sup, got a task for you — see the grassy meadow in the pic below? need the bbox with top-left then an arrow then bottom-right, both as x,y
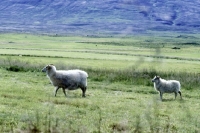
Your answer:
0,33 -> 200,132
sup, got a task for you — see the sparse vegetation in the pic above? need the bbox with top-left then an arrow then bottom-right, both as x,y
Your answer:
0,33 -> 200,132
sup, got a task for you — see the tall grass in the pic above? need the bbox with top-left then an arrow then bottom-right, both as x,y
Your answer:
0,57 -> 45,72
86,66 -> 200,90
1,57 -> 200,90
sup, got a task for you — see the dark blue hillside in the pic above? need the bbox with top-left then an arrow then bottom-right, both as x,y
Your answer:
1,0 -> 200,35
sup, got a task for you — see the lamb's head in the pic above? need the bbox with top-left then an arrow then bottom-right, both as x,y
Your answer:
42,64 -> 56,75
152,76 -> 160,83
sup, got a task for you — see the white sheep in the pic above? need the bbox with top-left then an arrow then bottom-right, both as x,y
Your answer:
42,64 -> 88,97
151,76 -> 182,100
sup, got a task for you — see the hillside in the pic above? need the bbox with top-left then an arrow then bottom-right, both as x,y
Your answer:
1,0 -> 200,35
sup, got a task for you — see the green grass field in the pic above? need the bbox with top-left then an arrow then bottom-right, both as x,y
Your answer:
0,33 -> 200,132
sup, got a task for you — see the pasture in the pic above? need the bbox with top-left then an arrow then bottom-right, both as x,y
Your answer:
0,33 -> 200,132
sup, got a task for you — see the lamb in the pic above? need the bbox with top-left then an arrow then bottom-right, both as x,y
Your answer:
42,64 -> 88,97
151,76 -> 182,101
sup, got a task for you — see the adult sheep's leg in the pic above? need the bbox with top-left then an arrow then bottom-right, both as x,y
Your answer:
62,88 -> 67,97
159,92 -> 163,101
81,87 -> 87,97
178,91 -> 182,99
174,92 -> 178,99
54,87 -> 60,97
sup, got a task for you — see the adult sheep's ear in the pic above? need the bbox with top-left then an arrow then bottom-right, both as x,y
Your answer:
46,65 -> 52,70
155,75 -> 160,79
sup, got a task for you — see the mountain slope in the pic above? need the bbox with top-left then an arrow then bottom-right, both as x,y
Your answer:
1,0 -> 200,35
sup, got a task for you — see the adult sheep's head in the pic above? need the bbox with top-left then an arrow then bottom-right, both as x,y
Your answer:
42,64 -> 56,74
151,76 -> 160,83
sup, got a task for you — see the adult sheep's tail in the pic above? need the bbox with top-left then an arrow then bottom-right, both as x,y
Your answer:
177,81 -> 181,90
78,70 -> 88,86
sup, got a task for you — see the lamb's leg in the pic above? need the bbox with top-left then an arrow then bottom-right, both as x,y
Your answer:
178,91 -> 182,99
62,88 -> 67,97
81,87 -> 87,97
54,87 -> 60,97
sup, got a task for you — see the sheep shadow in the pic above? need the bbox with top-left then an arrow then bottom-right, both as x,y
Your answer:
54,95 -> 81,98
53,89 -> 89,98
161,98 -> 183,102
161,99 -> 176,102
